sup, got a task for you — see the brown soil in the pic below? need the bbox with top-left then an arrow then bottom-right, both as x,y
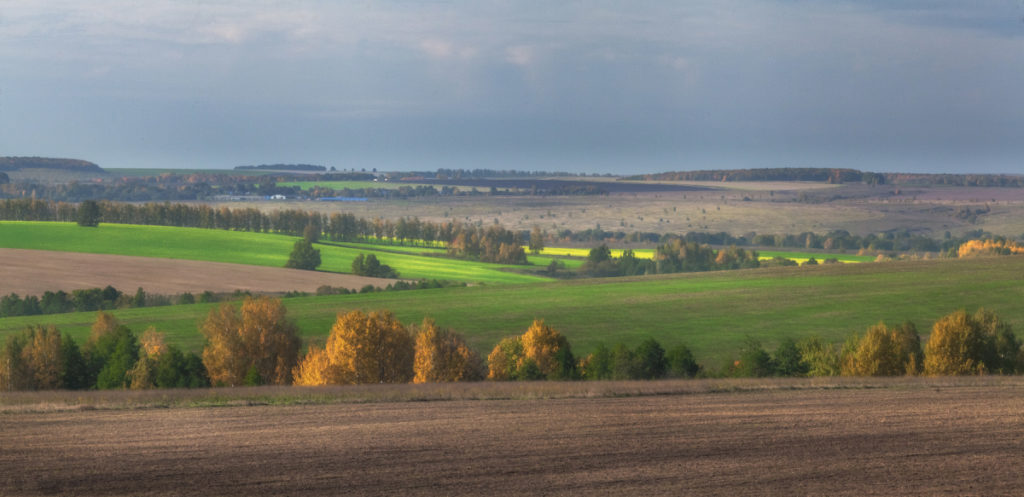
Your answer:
3,383 -> 1024,496
0,248 -> 398,295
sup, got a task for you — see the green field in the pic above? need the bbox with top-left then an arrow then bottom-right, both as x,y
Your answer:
540,246 -> 871,264
758,251 -> 876,264
4,256 -> 1022,367
0,222 -> 549,285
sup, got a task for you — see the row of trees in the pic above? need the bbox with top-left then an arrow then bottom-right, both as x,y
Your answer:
577,242 -> 760,278
4,301 -> 1022,391
726,309 -> 1022,378
0,314 -> 207,391
0,199 -> 532,264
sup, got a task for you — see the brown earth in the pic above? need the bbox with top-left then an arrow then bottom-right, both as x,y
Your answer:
3,381 -> 1024,496
0,248 -> 398,295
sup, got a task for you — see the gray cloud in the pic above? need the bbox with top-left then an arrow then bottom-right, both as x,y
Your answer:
1,0 -> 1022,173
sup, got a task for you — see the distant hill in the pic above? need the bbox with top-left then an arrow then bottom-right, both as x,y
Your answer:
235,164 -> 326,172
0,157 -> 104,173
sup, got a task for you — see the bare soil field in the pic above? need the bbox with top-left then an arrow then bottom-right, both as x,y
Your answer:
3,378 -> 1024,496
0,248 -> 397,295
219,182 -> 1024,239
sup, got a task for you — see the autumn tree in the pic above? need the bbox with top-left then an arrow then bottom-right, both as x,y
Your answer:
487,336 -> 528,381
924,309 -> 1018,375
841,322 -> 922,376
487,320 -> 575,381
293,310 -> 414,385
521,319 -> 576,380
201,297 -> 300,386
413,318 -> 485,383
129,328 -> 208,389
0,325 -> 81,391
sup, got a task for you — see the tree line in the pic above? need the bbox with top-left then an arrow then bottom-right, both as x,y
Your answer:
4,299 -> 1022,391
0,199 -> 532,264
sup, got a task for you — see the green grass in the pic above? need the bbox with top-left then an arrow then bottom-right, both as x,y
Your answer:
541,246 -> 870,264
5,256 -> 1024,367
0,222 -> 550,285
758,251 -> 875,264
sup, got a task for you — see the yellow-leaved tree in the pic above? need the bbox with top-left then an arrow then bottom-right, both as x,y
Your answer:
201,296 -> 300,386
0,325 -> 73,391
412,318 -> 484,383
923,309 -> 1017,375
487,319 -> 575,381
293,310 -> 414,385
840,322 -> 922,376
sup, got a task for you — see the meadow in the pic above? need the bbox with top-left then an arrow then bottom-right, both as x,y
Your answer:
4,255 -> 1023,366
538,247 -> 874,264
0,221 -> 549,285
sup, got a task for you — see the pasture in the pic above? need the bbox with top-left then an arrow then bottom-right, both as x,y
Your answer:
4,256 -> 1024,366
4,378 -> 1024,496
0,222 -> 549,285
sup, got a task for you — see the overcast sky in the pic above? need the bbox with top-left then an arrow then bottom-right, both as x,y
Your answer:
1,1 -> 1022,174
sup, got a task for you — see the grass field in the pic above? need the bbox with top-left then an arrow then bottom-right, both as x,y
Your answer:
4,255 -> 1023,367
540,246 -> 873,264
0,222 -> 550,285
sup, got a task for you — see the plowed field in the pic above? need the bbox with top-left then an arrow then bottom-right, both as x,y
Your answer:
3,382 -> 1024,495
0,248 -> 398,295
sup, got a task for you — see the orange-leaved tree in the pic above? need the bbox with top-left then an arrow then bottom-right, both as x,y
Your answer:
201,296 -> 300,386
412,318 -> 484,383
293,310 -> 414,385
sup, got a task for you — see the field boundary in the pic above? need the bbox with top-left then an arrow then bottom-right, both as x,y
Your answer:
2,376 -> 1018,414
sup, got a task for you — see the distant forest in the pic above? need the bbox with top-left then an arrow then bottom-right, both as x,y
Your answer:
628,168 -> 1024,188
0,157 -> 104,173
235,164 -> 327,171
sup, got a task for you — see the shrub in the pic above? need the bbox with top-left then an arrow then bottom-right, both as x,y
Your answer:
666,344 -> 701,378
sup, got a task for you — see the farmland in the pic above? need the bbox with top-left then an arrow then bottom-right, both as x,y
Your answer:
4,377 -> 1024,496
0,221 -> 549,285
4,255 -> 1023,366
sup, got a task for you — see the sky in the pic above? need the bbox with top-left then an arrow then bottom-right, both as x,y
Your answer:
1,0 -> 1022,175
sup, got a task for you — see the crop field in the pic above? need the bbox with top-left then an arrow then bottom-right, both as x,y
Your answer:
4,378 -> 1024,496
0,222 -> 549,285
0,248 -> 399,296
4,256 -> 1024,366
216,180 -> 1024,240
279,180 -> 467,191
539,247 -> 872,264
